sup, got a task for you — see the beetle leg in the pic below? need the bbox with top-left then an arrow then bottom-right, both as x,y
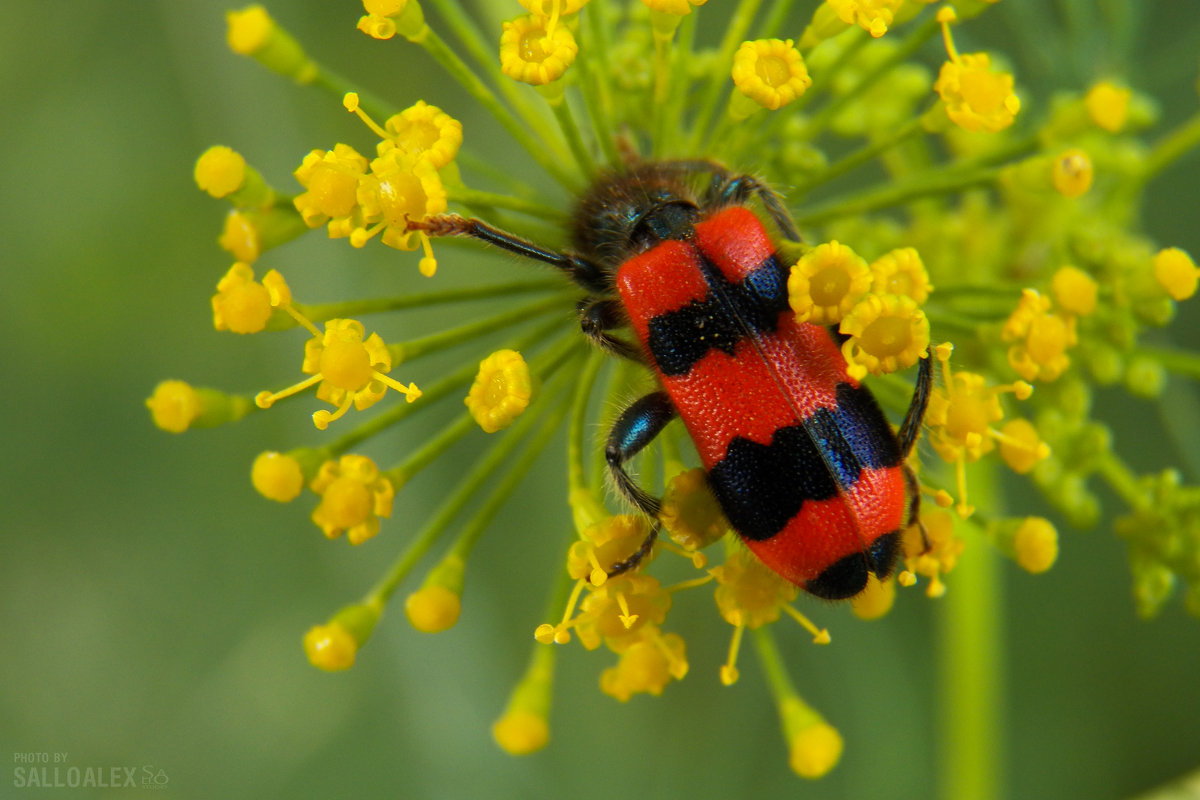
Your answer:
899,355 -> 933,556
604,391 -> 677,578
578,298 -> 643,363
897,351 -> 934,458
639,159 -> 802,243
406,214 -> 609,293
705,170 -> 801,243
902,463 -> 933,558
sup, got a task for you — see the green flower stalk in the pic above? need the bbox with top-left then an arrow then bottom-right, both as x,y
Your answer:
152,0 -> 1200,783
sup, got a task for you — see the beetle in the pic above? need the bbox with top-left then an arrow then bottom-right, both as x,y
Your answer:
409,159 -> 931,599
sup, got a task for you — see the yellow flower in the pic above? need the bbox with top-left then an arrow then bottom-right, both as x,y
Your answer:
902,509 -> 965,597
996,418 -> 1050,475
226,5 -> 315,82
225,5 -> 274,56
363,0 -> 407,12
194,146 -> 246,198
600,628 -> 688,701
315,319 -> 419,425
1051,148 -> 1093,197
825,0 -> 903,38
658,467 -> 729,554
1085,80 -> 1131,132
356,0 -> 427,41
145,381 -> 253,433
731,39 -> 812,111
211,263 -> 274,334
640,0 -> 706,15
568,514 -> 653,586
405,585 -> 461,633
1051,266 -> 1098,316
935,52 -> 1021,133
342,92 -> 463,174
145,380 -> 203,434
378,100 -> 463,169
788,240 -> 872,325
1012,516 -> 1058,574
838,294 -> 930,380
310,454 -> 395,544
254,317 -> 420,429
924,349 -> 1035,516
405,554 -> 465,633
574,574 -> 672,651
869,247 -> 933,304
354,155 -> 448,257
218,210 -> 261,263
292,143 -> 369,233
499,13 -> 578,86
850,573 -> 896,620
1153,247 -> 1199,301
303,602 -> 380,671
492,708 -> 549,756
927,369 -> 1005,463
492,646 -> 553,755
303,622 -> 358,671
251,451 -> 305,502
1002,289 -> 1077,382
711,548 -> 798,630
309,320 -> 388,391
787,712 -> 844,779
465,350 -> 533,433
934,11 -> 1019,133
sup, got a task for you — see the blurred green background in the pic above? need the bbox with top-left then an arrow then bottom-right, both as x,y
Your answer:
2,2 -> 1199,798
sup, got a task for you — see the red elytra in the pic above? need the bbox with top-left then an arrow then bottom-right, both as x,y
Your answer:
617,206 -> 912,592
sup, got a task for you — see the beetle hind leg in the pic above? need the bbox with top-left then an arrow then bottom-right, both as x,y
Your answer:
603,391 -> 678,580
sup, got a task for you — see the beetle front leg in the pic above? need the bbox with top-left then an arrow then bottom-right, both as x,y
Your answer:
407,214 -> 609,293
604,391 -> 678,578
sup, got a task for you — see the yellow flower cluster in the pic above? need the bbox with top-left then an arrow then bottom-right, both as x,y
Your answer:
293,93 -> 460,276
151,0 -> 1200,783
789,241 -> 931,381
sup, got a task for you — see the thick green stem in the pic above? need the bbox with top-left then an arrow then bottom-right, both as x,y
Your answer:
938,461 -> 1003,800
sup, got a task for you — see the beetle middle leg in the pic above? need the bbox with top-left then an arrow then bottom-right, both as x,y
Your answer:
577,298 -> 644,363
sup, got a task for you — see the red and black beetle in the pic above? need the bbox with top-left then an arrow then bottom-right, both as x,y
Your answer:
410,160 -> 930,599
